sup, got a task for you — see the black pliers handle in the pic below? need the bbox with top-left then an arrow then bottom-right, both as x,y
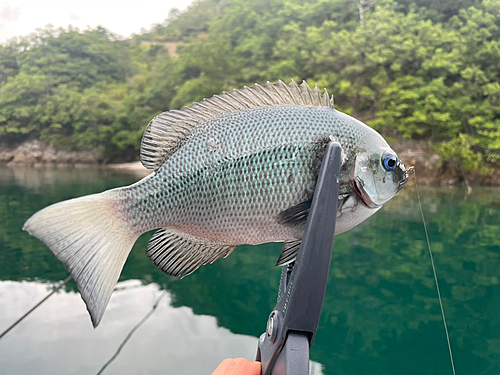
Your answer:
256,141 -> 342,375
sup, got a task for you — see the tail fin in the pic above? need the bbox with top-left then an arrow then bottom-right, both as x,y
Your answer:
23,191 -> 139,327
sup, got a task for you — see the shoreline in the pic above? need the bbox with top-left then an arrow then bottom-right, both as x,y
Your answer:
0,160 -> 153,179
106,161 -> 152,177
1,139 -> 499,186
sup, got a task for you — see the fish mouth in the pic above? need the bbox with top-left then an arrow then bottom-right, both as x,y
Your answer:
350,177 -> 381,209
399,173 -> 409,189
401,165 -> 414,186
398,163 -> 411,190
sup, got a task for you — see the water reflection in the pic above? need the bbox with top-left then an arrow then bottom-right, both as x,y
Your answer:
1,167 -> 500,375
0,166 -> 142,191
0,280 -> 259,375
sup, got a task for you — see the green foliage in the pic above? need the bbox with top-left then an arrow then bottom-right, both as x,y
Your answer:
435,134 -> 490,173
2,0 -> 500,167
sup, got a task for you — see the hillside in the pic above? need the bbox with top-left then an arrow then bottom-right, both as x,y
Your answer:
1,0 -> 500,182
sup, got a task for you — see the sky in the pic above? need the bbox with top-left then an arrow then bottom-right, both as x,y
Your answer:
0,0 -> 195,43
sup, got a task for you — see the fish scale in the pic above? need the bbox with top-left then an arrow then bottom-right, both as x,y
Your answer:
23,80 -> 408,327
118,106 -> 373,238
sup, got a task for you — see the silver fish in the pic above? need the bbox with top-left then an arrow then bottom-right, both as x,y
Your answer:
23,80 -> 408,327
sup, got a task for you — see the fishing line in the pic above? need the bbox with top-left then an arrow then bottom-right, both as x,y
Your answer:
412,169 -> 457,375
96,290 -> 167,375
0,274 -> 72,340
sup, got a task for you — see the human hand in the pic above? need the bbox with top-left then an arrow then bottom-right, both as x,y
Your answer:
211,358 -> 261,375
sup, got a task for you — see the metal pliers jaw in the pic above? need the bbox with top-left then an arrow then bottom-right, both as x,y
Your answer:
256,141 -> 342,375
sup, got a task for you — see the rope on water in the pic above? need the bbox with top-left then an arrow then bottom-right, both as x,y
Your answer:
96,290 -> 168,375
0,275 -> 72,340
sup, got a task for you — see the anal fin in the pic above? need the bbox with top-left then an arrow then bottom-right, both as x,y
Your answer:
275,240 -> 302,266
146,228 -> 236,277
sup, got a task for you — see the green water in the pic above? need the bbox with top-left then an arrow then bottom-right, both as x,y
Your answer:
0,167 -> 499,375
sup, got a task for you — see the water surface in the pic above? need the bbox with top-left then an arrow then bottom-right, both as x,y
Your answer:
0,167 -> 499,375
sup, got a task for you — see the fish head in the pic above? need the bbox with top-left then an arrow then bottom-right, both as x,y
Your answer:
351,148 -> 408,209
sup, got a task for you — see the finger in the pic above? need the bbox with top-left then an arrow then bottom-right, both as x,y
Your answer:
211,358 -> 261,375
211,358 -> 233,375
226,358 -> 261,375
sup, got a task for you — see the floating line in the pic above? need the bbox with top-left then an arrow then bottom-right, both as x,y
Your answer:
96,290 -> 168,375
0,275 -> 72,340
413,169 -> 457,375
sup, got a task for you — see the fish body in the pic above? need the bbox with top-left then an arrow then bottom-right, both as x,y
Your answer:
24,80 -> 408,326
121,107 -> 374,240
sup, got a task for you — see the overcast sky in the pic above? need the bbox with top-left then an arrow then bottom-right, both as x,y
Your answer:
0,0 -> 195,43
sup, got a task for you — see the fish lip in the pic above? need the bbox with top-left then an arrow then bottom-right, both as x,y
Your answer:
398,163 -> 410,188
399,173 -> 409,187
350,177 -> 381,209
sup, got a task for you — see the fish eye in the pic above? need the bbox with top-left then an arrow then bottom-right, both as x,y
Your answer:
382,155 -> 397,171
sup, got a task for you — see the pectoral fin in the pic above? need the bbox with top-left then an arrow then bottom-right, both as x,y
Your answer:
278,194 -> 350,226
275,194 -> 350,267
277,200 -> 312,226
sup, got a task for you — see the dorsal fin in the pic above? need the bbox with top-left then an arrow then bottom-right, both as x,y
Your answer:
140,80 -> 334,171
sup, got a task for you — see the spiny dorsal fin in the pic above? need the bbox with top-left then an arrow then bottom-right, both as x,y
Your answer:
146,228 -> 236,277
140,80 -> 334,171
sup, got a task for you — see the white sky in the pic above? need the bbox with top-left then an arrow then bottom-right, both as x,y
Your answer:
0,0 -> 196,43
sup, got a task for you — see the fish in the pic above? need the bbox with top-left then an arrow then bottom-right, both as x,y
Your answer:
23,80 -> 409,327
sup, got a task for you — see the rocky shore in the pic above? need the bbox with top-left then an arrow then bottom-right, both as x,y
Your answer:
0,140 -> 99,167
0,140 -> 151,178
391,139 -> 500,186
0,140 -> 498,185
